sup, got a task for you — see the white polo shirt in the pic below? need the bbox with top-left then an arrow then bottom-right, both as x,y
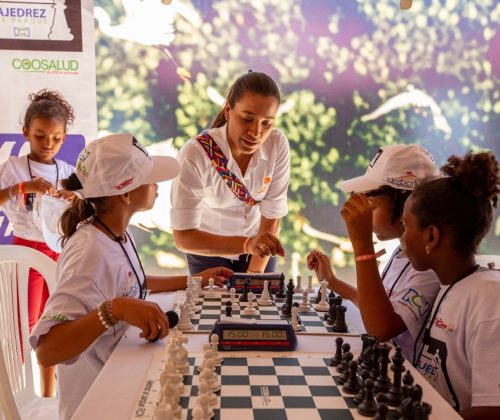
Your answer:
170,124 -> 290,260
416,268 -> 500,412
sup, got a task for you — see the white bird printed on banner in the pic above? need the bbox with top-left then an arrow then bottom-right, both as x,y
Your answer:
94,0 -> 201,81
361,85 -> 452,134
207,86 -> 296,116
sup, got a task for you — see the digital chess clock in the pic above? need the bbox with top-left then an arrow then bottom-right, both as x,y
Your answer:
211,319 -> 297,351
228,272 -> 284,293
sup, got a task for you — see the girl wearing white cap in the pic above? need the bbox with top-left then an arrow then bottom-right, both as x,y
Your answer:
30,134 -> 232,420
171,71 -> 288,274
308,144 -> 441,362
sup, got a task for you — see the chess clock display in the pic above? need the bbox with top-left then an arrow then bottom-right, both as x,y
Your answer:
228,272 -> 284,293
211,319 -> 297,351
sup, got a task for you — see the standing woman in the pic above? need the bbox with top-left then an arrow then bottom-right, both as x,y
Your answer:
171,71 -> 289,274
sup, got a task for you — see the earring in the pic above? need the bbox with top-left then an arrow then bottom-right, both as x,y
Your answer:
425,244 -> 432,255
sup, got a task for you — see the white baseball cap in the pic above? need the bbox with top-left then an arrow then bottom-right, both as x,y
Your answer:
75,134 -> 180,199
338,144 -> 439,193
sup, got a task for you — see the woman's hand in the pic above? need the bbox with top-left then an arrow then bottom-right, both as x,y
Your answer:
112,297 -> 169,342
246,232 -> 285,258
195,267 -> 233,287
340,193 -> 374,254
55,189 -> 76,202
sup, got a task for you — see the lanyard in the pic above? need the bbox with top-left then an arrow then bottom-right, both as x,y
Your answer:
412,264 -> 480,366
382,247 -> 411,298
26,155 -> 59,211
93,216 -> 148,300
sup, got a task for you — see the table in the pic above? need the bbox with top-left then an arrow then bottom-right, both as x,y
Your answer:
72,292 -> 461,420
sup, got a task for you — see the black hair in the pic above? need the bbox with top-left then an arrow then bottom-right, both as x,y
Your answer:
365,185 -> 411,225
411,151 -> 499,256
24,89 -> 75,130
60,174 -> 107,245
211,71 -> 280,128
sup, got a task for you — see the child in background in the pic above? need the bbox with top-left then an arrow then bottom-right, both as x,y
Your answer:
0,89 -> 75,397
307,144 -> 441,361
403,151 -> 500,418
30,134 -> 232,420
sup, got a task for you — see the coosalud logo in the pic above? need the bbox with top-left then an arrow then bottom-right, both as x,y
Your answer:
11,57 -> 79,74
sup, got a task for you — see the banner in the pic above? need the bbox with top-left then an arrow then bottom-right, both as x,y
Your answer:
0,0 -> 97,243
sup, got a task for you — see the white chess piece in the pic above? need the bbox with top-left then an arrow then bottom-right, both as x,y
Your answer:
49,1 -> 74,41
176,335 -> 190,374
154,402 -> 173,420
291,306 -> 301,331
210,334 -> 223,365
186,289 -> 196,317
295,275 -> 303,293
242,292 -> 258,315
194,276 -> 204,297
230,287 -> 238,309
205,277 -> 216,297
257,280 -> 272,306
306,274 -> 315,293
178,303 -> 193,330
299,290 -> 311,312
314,279 -> 329,312
197,383 -> 215,416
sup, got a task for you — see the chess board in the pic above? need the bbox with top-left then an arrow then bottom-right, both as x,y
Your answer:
131,352 -> 395,420
183,292 -> 358,336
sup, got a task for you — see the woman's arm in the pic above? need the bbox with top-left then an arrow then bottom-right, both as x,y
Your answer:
246,216 -> 281,272
147,267 -> 233,292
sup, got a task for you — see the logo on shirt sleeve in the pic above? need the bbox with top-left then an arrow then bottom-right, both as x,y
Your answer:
401,288 -> 430,317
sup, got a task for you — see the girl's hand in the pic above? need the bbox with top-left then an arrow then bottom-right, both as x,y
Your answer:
55,189 -> 76,202
247,233 -> 286,258
112,297 -> 169,342
307,250 -> 336,282
195,267 -> 233,287
340,193 -> 374,253
25,177 -> 56,195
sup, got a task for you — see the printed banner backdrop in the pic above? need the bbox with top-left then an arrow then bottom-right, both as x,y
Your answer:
0,0 -> 97,244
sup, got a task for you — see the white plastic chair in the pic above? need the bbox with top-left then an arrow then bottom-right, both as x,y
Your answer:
0,245 -> 58,420
476,254 -> 500,270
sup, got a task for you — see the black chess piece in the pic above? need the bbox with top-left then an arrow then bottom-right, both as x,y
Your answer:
330,336 -> 343,366
374,393 -> 389,420
337,351 -> 353,385
360,336 -> 376,372
357,334 -> 369,367
342,360 -> 360,394
418,402 -> 432,420
387,346 -> 405,406
328,290 -> 336,300
332,305 -> 348,332
370,338 -> 381,380
225,300 -> 233,317
357,378 -> 377,416
275,276 -> 286,298
402,371 -> 414,399
267,280 -> 273,300
353,369 -> 370,405
326,297 -> 336,325
281,281 -> 294,316
239,278 -> 251,302
375,343 -> 391,393
336,342 -> 351,373
314,289 -> 322,304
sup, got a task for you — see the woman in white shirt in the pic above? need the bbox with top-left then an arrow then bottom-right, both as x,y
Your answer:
171,71 -> 290,274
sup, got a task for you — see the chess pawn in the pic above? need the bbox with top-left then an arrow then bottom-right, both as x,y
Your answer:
186,289 -> 196,317
353,369 -> 370,405
291,306 -> 301,331
294,274 -> 303,293
299,290 -> 311,312
196,386 -> 215,417
229,287 -> 238,309
342,360 -> 361,394
210,334 -> 223,365
357,378 -> 377,417
330,336 -> 344,366
306,274 -> 315,293
154,402 -> 173,420
337,351 -> 353,385
239,279 -> 250,302
225,300 -> 233,317
275,275 -> 286,298
205,277 -> 216,297
336,342 -> 351,373
374,393 -> 389,420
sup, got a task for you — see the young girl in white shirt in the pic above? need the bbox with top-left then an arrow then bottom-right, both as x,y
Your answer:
30,134 -> 232,420
0,89 -> 75,396
402,151 -> 500,418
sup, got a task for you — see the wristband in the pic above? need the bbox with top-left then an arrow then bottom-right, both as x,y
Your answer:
97,300 -> 118,329
354,248 -> 386,262
242,236 -> 251,254
19,181 -> 25,205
